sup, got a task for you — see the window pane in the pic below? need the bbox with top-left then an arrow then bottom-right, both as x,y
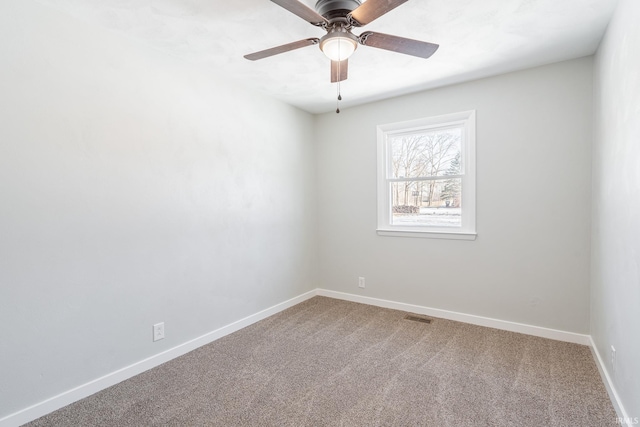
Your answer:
389,128 -> 462,179
390,178 -> 461,227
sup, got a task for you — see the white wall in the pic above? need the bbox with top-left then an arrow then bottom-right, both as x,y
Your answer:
592,0 -> 640,420
0,1 -> 316,419
316,58 -> 593,334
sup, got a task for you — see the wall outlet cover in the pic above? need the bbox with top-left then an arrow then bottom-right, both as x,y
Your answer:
153,322 -> 165,342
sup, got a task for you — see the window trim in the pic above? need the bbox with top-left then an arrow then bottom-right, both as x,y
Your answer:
376,110 -> 477,240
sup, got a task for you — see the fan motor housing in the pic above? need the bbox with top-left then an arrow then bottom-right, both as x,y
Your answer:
315,0 -> 361,20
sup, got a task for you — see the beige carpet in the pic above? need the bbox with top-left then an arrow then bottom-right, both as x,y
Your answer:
27,296 -> 617,426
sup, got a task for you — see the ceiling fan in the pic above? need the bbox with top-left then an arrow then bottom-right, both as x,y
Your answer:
244,0 -> 439,110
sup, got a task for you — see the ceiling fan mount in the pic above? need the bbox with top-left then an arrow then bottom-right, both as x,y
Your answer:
315,0 -> 361,21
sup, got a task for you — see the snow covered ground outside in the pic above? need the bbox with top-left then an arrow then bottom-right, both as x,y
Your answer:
392,207 -> 461,227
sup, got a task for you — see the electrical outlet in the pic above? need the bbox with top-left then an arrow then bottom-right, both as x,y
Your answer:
153,322 -> 165,342
611,345 -> 616,374
358,277 -> 365,288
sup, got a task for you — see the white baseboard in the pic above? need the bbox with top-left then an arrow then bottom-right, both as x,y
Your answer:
0,290 -> 317,427
589,337 -> 632,426
316,289 -> 591,345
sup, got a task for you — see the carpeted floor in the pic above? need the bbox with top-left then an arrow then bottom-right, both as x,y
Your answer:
27,296 -> 617,426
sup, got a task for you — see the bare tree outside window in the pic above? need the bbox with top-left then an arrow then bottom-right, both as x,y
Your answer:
389,128 -> 462,227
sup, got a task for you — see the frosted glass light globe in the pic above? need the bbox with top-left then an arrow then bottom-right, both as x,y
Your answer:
321,36 -> 357,61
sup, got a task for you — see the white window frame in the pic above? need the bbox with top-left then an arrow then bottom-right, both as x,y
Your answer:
376,110 -> 476,240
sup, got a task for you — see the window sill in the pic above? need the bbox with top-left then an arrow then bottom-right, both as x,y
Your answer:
376,229 -> 477,240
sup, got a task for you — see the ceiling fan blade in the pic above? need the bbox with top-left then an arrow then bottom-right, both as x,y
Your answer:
348,0 -> 409,26
244,38 -> 320,61
359,31 -> 439,59
271,0 -> 328,26
331,59 -> 348,83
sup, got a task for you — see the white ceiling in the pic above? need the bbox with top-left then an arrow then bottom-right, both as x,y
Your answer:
36,0 -> 618,113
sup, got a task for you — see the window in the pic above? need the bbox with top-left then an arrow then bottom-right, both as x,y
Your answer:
377,111 -> 476,240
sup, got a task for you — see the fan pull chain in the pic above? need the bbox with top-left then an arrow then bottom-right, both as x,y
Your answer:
336,58 -> 342,114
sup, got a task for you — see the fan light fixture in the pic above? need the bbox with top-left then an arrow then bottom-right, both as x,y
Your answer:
320,32 -> 358,61
243,0 -> 440,114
